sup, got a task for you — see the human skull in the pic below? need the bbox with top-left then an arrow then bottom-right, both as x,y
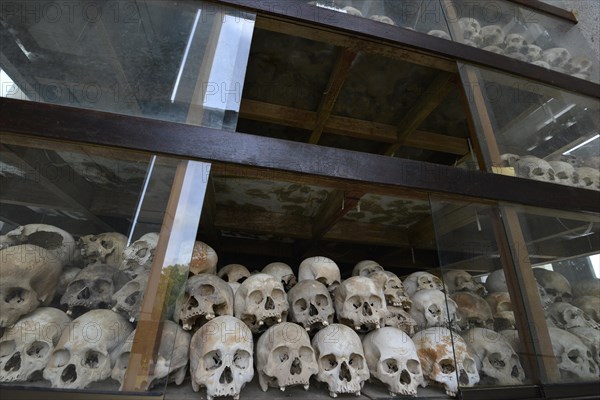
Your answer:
568,326 -> 600,366
334,276 -> 387,332
0,307 -> 70,382
568,56 -> 593,75
485,269 -> 508,293
548,327 -> 599,382
362,327 -> 426,397
56,266 -> 82,297
111,320 -> 190,389
0,245 -> 63,328
504,34 -> 527,54
533,268 -> 572,303
298,256 -> 341,294
312,324 -> 369,397
218,264 -> 250,284
572,296 -> 600,324
352,260 -> 384,277
481,25 -> 505,47
342,6 -> 362,16
189,241 -> 218,275
190,315 -> 254,400
576,167 -> 600,190
506,52 -> 529,62
1,224 -> 76,267
403,271 -> 444,298
234,273 -> 287,333
525,44 -> 544,62
443,270 -> 485,296
549,161 -> 578,186
368,270 -> 411,309
427,30 -> 451,40
451,292 -> 494,331
256,322 -> 318,392
483,45 -> 504,55
500,153 -> 520,168
384,305 -> 417,336
120,232 -> 159,276
43,309 -> 132,388
111,270 -> 149,323
287,280 -> 334,333
369,15 -> 395,25
543,48 -> 571,68
79,232 -> 127,267
485,292 -> 516,330
515,156 -> 555,182
461,327 -> 526,385
262,262 -> 297,291
60,264 -> 130,316
409,289 -> 460,332
532,60 -> 551,69
413,327 -> 479,397
573,279 -> 600,298
177,274 -> 234,331
458,18 -> 482,47
547,302 -> 590,330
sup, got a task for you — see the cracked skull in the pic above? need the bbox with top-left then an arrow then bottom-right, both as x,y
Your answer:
485,292 -> 516,331
262,262 -> 297,291
234,273 -> 287,334
177,274 -> 234,331
287,280 -> 334,333
334,276 -> 387,332
189,241 -> 218,275
79,232 -> 127,267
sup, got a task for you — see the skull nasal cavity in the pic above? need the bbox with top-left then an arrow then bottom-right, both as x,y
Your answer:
61,364 -> 77,383
219,366 -> 233,384
5,352 -> 21,372
459,369 -> 469,385
362,302 -> 372,316
265,297 -> 275,310
339,361 -> 352,382
309,303 -> 318,316
291,357 -> 302,375
400,369 -> 411,385
78,287 -> 90,300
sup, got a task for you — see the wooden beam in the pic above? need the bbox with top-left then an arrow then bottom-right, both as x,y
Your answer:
311,190 -> 363,239
309,49 -> 357,144
385,73 -> 456,156
324,219 -> 410,247
198,175 -> 222,248
215,207 -> 312,239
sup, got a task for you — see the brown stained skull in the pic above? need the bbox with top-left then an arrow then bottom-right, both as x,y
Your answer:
177,274 -> 234,332
79,232 -> 127,267
485,292 -> 516,331
451,292 -> 494,331
443,270 -> 485,296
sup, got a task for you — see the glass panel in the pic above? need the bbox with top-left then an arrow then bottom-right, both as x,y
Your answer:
430,197 -> 536,391
0,138 -> 205,395
0,1 -> 255,130
444,0 -> 599,83
460,65 -> 600,189
500,204 -> 600,385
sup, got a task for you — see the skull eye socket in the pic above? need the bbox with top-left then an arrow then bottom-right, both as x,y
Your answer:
407,359 -> 420,374
349,295 -> 362,309
0,340 -> 16,357
321,354 -> 337,371
249,290 -> 264,304
26,341 -> 50,359
4,287 -> 29,304
48,349 -> 70,368
439,358 -> 455,374
381,358 -> 399,374
233,350 -> 250,369
271,289 -> 285,302
368,295 -> 382,308
463,357 -> 477,374
100,239 -> 113,249
488,352 -> 506,369
294,298 -> 307,311
349,353 -> 364,369
135,247 -> 148,258
204,350 -> 222,370
273,346 -> 290,363
315,294 -> 329,307
83,350 -> 104,369
299,346 -> 313,360
199,284 -> 215,296
567,349 -> 582,363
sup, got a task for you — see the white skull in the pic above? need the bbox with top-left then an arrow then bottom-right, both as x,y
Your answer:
483,45 -> 504,54
548,302 -> 590,330
461,327 -> 526,385
573,279 -> 600,298
485,292 -> 516,330
189,241 -> 218,275
369,15 -> 395,25
427,30 -> 451,40
352,260 -> 384,277
576,167 -> 600,190
409,289 -> 460,332
525,44 -> 544,62
234,273 -> 287,333
342,6 -> 362,17
111,320 -> 190,389
458,18 -> 482,47
515,156 -> 555,182
1,224 -> 76,267
262,262 -> 297,291
298,256 -> 341,293
549,161 -> 578,186
506,52 -> 528,62
572,296 -> 600,323
532,60 -> 551,69
218,264 -> 251,284
383,305 -> 417,336
451,292 -> 494,331
112,270 -> 149,323
120,232 -> 159,276
533,268 -> 572,303
481,25 -> 505,47
43,309 -> 132,389
543,48 -> 572,68
500,153 -> 520,168
363,327 -> 425,397
403,271 -> 444,298
60,264 -> 130,316
369,270 -> 412,309
443,270 -> 485,296
190,315 -> 254,400
312,324 -> 369,397
548,327 -> 599,382
177,274 -> 234,331
0,307 -> 70,382
0,245 -> 63,328
413,327 -> 479,397
504,34 -> 527,54
79,232 -> 127,267
485,269 -> 508,293
568,326 -> 600,366
287,280 -> 334,333
568,56 -> 593,75
334,276 -> 387,332
256,322 -> 318,392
